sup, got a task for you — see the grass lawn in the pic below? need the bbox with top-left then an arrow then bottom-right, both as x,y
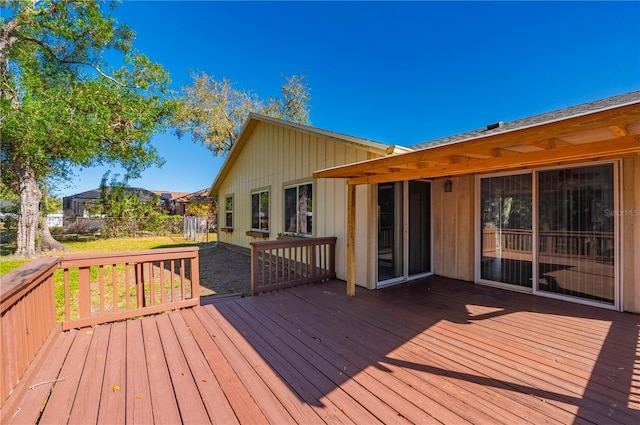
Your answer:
0,235 -> 201,276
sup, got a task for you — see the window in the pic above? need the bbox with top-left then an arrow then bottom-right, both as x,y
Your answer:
284,183 -> 313,235
251,190 -> 269,231
224,195 -> 233,228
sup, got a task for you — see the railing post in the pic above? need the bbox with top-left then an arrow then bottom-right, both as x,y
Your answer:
329,238 -> 336,277
250,243 -> 258,295
191,253 -> 200,302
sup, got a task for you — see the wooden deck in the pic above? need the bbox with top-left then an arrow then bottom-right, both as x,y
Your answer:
2,276 -> 640,424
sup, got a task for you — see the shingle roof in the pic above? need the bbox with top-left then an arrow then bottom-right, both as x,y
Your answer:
411,90 -> 640,150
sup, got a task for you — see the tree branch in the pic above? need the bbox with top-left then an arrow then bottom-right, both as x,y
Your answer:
21,36 -> 139,89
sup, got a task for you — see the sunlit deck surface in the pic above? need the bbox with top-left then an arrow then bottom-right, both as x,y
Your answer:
4,276 -> 640,424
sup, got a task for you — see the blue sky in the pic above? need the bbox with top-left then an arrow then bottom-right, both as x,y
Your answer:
59,0 -> 640,197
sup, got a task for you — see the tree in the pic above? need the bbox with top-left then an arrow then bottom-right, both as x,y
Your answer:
187,200 -> 212,217
173,72 -> 310,156
1,0 -> 174,257
95,172 -> 168,238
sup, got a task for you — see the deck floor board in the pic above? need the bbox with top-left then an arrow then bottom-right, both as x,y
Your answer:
139,317 -> 182,425
167,309 -> 240,425
125,319 -> 154,425
68,324 -> 110,425
2,276 -> 640,424
38,328 -> 92,424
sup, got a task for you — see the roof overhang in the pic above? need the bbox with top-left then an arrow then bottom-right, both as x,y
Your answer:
313,102 -> 640,185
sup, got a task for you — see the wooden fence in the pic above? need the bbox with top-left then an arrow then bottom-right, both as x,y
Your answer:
0,247 -> 200,406
250,237 -> 336,295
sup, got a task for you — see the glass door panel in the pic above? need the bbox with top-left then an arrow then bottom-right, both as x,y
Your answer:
408,181 -> 431,276
377,182 -> 404,282
480,174 -> 533,287
537,164 -> 615,304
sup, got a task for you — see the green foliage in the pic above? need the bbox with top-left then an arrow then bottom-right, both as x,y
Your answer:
40,182 -> 63,215
187,200 -> 212,216
96,172 -> 170,237
1,0 -> 174,184
163,215 -> 184,234
173,72 -> 310,156
1,0 -> 175,256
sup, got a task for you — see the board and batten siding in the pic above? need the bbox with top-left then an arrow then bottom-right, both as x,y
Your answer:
431,175 -> 475,282
622,156 -> 640,313
216,121 -> 378,282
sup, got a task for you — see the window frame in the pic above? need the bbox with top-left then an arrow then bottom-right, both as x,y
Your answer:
222,194 -> 233,231
283,181 -> 313,236
250,188 -> 270,233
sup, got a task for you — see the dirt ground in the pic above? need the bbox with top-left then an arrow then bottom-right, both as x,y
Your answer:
198,243 -> 252,298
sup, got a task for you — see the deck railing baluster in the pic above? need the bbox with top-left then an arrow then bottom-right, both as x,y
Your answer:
249,237 -> 337,295
149,261 -> 155,306
99,265 -> 105,314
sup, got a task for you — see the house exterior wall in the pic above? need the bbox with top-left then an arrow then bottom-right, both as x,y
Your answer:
431,175 -> 475,282
622,156 -> 640,313
426,160 -> 640,313
216,121 -> 377,281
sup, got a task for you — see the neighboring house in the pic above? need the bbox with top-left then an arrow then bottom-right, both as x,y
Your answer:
314,90 -> 640,313
63,187 -> 159,220
174,189 -> 215,216
208,113 -> 411,280
63,188 -> 190,219
151,191 -> 190,215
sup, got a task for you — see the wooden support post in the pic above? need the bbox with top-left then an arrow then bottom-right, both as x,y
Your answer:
347,184 -> 356,296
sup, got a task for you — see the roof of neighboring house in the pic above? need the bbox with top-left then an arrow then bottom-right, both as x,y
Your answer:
209,113 -> 412,196
63,187 -> 158,200
174,189 -> 213,203
411,90 -> 640,150
151,191 -> 191,201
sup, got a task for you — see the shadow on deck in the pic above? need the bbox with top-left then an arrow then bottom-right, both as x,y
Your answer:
2,276 -> 640,424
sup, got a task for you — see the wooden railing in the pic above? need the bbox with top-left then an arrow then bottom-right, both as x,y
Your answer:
58,247 -> 200,330
250,237 -> 336,295
0,247 -> 200,407
1,258 -> 59,406
482,228 -> 615,258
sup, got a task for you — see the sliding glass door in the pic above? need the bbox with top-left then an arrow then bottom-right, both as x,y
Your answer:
377,180 -> 431,286
478,163 -> 617,306
537,164 -> 615,303
480,173 -> 533,288
377,182 -> 404,282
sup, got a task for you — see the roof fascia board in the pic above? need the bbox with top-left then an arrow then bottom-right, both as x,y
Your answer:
313,101 -> 640,181
413,92 -> 640,150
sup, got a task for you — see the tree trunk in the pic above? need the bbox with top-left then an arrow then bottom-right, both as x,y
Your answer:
14,160 -> 41,258
38,217 -> 67,252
